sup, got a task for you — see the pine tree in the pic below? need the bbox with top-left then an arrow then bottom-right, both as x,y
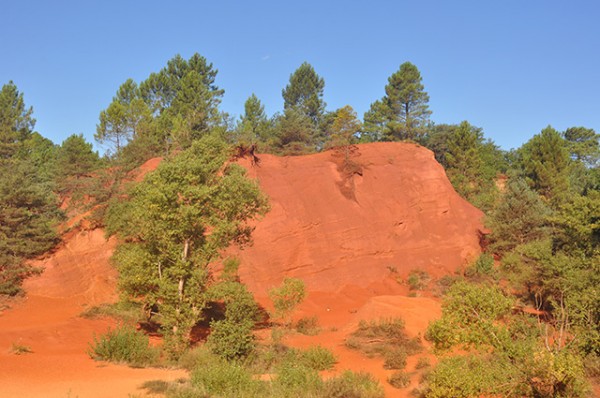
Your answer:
282,62 -> 326,127
235,94 -> 271,145
520,126 -> 571,205
363,62 -> 431,141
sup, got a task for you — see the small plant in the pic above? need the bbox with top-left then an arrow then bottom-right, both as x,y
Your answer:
346,318 -> 422,359
191,358 -> 262,396
323,371 -> 385,398
407,270 -> 430,291
415,356 -> 431,369
296,315 -> 320,335
300,345 -> 337,371
88,324 -> 159,367
384,348 -> 407,370
269,277 -> 306,326
10,342 -> 33,355
388,370 -> 411,388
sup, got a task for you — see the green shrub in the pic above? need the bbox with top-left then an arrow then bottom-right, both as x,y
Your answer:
407,270 -> 430,291
383,348 -> 407,370
465,253 -> 495,278
322,371 -> 385,398
269,277 -> 306,325
272,362 -> 323,396
388,370 -> 411,388
300,345 -> 337,371
207,319 -> 255,360
88,324 -> 159,367
191,358 -> 262,396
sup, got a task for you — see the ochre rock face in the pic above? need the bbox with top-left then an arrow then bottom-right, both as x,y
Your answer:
235,142 -> 484,296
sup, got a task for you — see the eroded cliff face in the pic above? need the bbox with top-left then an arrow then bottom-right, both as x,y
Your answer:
235,142 -> 484,296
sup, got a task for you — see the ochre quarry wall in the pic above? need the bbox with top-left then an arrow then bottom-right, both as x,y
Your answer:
234,142 -> 484,296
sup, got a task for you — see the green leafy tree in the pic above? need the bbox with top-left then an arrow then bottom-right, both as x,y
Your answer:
364,62 -> 431,141
95,79 -> 152,156
445,121 -> 484,198
269,277 -> 306,326
105,134 -> 268,354
325,105 -> 361,150
282,62 -> 326,127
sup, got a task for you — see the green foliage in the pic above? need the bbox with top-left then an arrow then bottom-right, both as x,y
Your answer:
464,253 -> 495,279
79,300 -> 144,324
486,178 -> 551,254
282,62 -> 326,128
269,277 -> 306,324
407,270 -> 430,291
519,126 -> 571,205
88,324 -> 159,367
271,108 -> 315,155
235,93 -> 272,146
191,355 -> 262,397
423,354 -> 516,398
298,345 -> 337,371
563,126 -> 599,168
0,81 -> 35,159
206,281 -> 260,360
363,62 -> 431,141
426,281 -> 513,350
325,105 -> 361,150
106,134 -> 269,353
321,371 -> 385,398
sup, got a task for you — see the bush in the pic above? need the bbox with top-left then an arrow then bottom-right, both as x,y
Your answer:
388,370 -> 411,388
383,348 -> 407,370
415,356 -> 431,369
191,358 -> 262,396
296,315 -> 320,335
269,277 -> 306,325
407,270 -> 429,291
300,345 -> 337,371
346,318 -> 422,358
323,371 -> 385,398
207,319 -> 255,361
88,324 -> 159,367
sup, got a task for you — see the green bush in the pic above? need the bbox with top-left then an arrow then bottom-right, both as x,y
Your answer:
272,362 -> 323,396
191,358 -> 262,396
388,370 -> 411,388
207,318 -> 255,361
88,324 -> 159,367
299,345 -> 337,371
322,371 -> 385,398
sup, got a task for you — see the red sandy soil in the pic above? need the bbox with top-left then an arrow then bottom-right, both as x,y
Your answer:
0,229 -> 185,398
0,142 -> 484,397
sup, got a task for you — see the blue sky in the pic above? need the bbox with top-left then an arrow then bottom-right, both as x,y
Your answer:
2,0 -> 598,151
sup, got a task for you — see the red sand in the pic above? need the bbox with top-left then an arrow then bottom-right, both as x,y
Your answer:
0,142 -> 484,397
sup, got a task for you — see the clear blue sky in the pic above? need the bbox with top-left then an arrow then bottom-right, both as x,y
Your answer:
2,0 -> 599,150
